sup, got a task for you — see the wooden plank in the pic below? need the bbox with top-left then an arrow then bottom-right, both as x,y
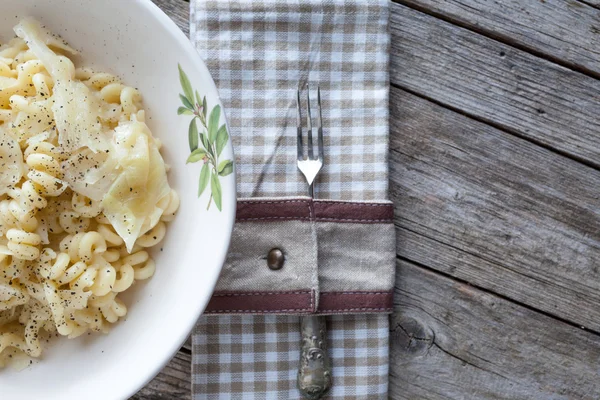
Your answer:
389,3 -> 600,167
390,86 -> 600,331
391,260 -> 600,399
151,0 -> 189,35
131,350 -> 192,400
394,0 -> 600,77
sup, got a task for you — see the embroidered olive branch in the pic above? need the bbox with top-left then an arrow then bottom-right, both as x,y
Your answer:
177,64 -> 232,211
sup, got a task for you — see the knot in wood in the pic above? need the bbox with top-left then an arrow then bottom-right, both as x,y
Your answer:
391,315 -> 434,356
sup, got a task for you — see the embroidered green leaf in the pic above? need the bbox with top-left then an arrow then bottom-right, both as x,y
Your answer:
218,159 -> 233,177
202,96 -> 207,120
180,94 -> 193,110
187,148 -> 207,164
216,124 -> 229,156
178,63 -> 194,105
208,105 -> 221,144
188,118 -> 199,152
178,106 -> 193,115
198,163 -> 210,197
210,172 -> 222,211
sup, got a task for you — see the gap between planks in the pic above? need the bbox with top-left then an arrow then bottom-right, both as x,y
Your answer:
391,259 -> 600,399
390,85 -> 600,333
389,3 -> 600,170
397,254 -> 600,337
391,0 -> 600,80
581,0 -> 600,10
390,81 -> 600,173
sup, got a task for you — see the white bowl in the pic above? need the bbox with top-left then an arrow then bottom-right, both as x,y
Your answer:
0,1 -> 235,399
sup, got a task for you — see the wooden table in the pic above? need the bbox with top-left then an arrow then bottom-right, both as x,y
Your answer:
136,0 -> 600,398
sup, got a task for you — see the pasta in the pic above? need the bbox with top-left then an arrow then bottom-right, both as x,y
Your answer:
0,18 -> 179,368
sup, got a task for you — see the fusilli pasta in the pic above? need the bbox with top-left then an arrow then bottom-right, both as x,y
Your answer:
0,18 -> 178,368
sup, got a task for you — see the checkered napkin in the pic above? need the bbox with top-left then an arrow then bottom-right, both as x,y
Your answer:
189,0 -> 391,398
191,0 -> 390,201
193,315 -> 389,399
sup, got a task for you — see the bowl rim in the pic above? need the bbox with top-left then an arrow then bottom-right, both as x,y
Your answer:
110,1 -> 236,397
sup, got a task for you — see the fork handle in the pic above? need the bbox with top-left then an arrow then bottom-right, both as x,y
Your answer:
297,316 -> 332,399
297,183 -> 330,399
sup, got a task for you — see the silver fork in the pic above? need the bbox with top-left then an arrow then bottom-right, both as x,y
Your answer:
296,86 -> 331,400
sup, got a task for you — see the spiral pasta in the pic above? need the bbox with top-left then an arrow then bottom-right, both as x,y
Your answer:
0,19 -> 179,368
122,250 -> 156,281
158,189 -> 180,222
71,193 -> 102,218
136,221 -> 166,248
76,68 -> 143,127
6,229 -> 41,261
0,199 -> 38,235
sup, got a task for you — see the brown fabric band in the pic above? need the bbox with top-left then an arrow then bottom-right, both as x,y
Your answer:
207,198 -> 396,315
236,198 -> 393,224
236,199 -> 313,222
318,291 -> 394,314
204,290 -> 393,315
314,201 -> 394,223
205,290 -> 315,314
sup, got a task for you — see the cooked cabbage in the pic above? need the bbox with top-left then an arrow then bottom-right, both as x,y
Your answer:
15,18 -> 108,153
101,120 -> 170,251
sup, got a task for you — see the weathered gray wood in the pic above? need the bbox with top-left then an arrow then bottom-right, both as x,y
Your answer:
151,0 -> 190,35
391,260 -> 600,399
390,3 -> 600,167
394,0 -> 600,77
390,86 -> 600,331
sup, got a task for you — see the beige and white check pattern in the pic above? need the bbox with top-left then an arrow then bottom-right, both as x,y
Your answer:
190,0 -> 390,201
190,0 -> 391,398
193,315 -> 389,399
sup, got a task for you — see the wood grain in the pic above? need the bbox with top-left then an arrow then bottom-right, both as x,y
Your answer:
390,86 -> 600,332
389,3 -> 600,167
394,0 -> 600,77
391,260 -> 600,399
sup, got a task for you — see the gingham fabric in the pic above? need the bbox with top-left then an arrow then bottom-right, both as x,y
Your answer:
190,0 -> 391,398
190,0 -> 390,201
193,315 -> 389,399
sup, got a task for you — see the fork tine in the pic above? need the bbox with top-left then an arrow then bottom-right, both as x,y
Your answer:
317,86 -> 324,161
296,88 -> 303,161
306,86 -> 314,160
296,85 -> 324,190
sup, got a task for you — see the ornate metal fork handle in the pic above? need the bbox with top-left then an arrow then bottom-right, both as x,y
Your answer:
298,315 -> 331,399
296,87 -> 331,399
